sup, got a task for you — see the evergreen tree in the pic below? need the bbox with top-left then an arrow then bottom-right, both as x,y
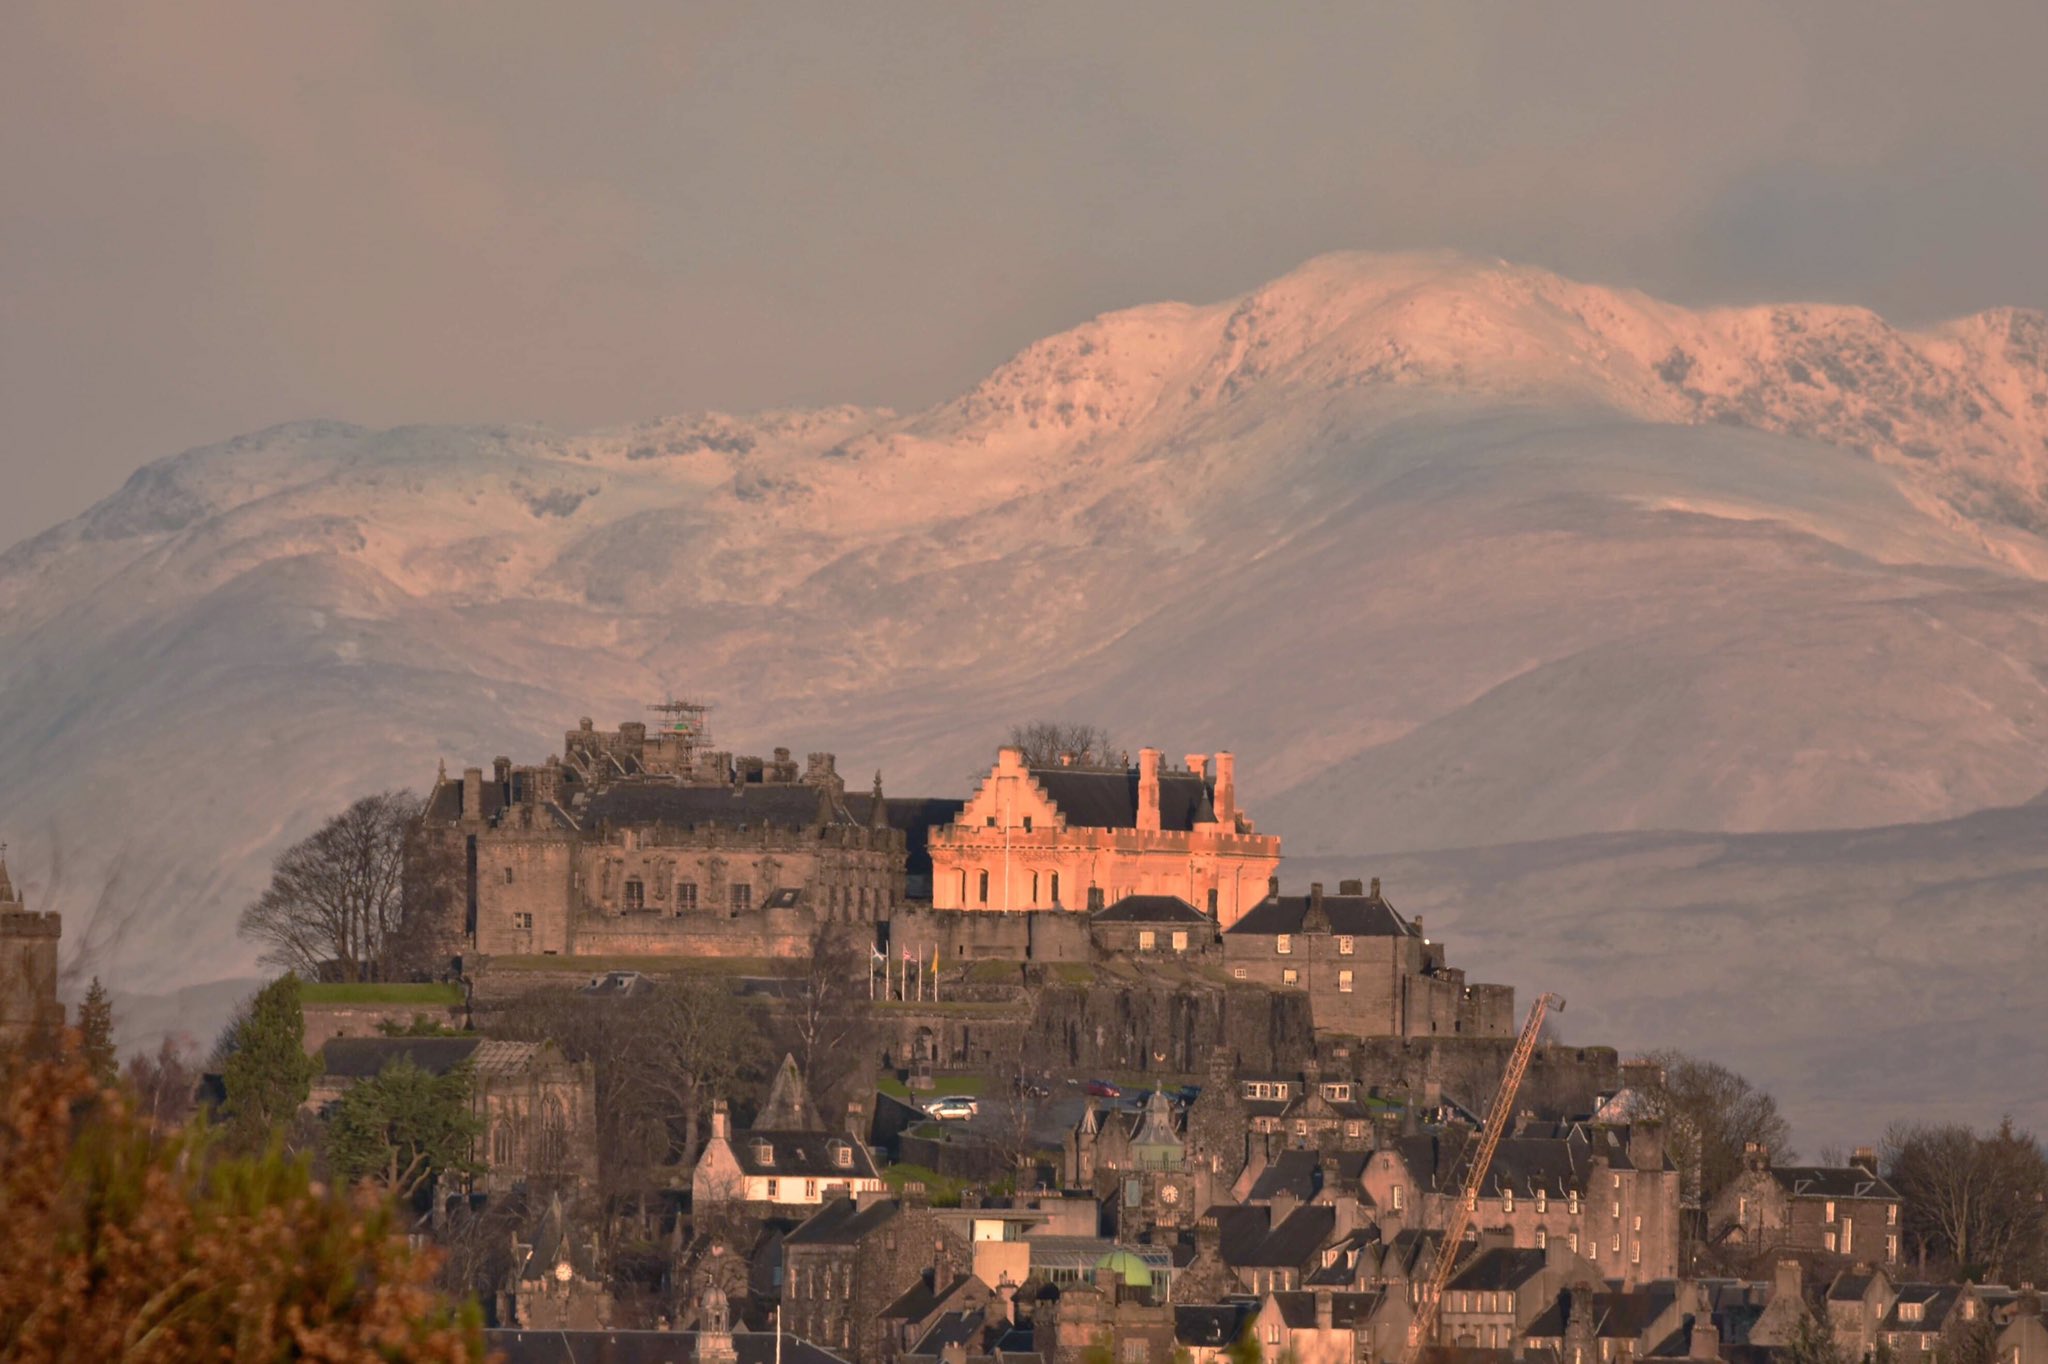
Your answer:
76,977 -> 118,1088
325,1055 -> 482,1199
220,974 -> 318,1149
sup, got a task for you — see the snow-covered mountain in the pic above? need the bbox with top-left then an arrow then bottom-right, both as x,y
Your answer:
5,250 -> 2047,1138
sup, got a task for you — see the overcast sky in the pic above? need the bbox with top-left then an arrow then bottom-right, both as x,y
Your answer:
4,2 -> 2047,549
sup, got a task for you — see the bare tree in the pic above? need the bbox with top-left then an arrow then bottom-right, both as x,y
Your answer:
1007,721 -> 1116,767
237,791 -> 423,982
493,980 -> 768,1203
125,1035 -> 199,1132
983,1036 -> 1056,1188
774,922 -> 879,1126
1883,1118 -> 2048,1282
1636,1049 -> 1792,1211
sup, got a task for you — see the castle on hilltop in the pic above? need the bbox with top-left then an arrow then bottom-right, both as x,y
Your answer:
410,705 -> 956,961
0,845 -> 64,1050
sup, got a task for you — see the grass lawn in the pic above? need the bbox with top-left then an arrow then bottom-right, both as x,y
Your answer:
876,1074 -> 994,1100
881,1162 -> 970,1206
300,982 -> 464,1006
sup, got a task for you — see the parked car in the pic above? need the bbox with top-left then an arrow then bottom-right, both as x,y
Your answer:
1084,1079 -> 1122,1099
925,1095 -> 979,1121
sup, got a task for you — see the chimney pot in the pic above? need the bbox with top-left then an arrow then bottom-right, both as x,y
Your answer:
1370,877 -> 1381,898
1186,754 -> 1208,781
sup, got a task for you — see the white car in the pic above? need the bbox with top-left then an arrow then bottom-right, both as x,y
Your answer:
924,1095 -> 979,1121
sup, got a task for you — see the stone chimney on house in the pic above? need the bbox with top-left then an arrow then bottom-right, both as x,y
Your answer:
710,1100 -> 730,1143
462,767 -> 485,825
1137,748 -> 1162,832
1688,1313 -> 1721,1361
1629,1119 -> 1667,1172
1186,755 -> 1208,781
1370,877 -> 1381,899
1743,1141 -> 1772,1173
1850,1146 -> 1878,1175
1306,883 -> 1329,933
1267,876 -> 1280,899
1772,1259 -> 1803,1306
846,1099 -> 866,1142
1339,879 -> 1364,896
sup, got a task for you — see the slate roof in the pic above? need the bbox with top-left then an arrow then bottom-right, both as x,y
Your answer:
319,1036 -> 481,1079
1091,895 -> 1212,925
734,1131 -> 881,1182
584,782 -> 855,832
882,1272 -> 979,1322
783,1197 -> 904,1246
1771,1167 -> 1900,1201
1236,1205 -> 1338,1269
1227,892 -> 1414,939
1176,1303 -> 1255,1349
1444,1247 -> 1551,1294
488,1330 -> 850,1364
1269,1290 -> 1387,1330
1247,1149 -> 1371,1203
1026,767 -> 1216,831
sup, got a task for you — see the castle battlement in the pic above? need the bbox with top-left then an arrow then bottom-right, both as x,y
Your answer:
0,910 -> 61,939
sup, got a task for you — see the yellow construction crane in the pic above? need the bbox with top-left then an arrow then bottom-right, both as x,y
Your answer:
1406,991 -> 1564,1354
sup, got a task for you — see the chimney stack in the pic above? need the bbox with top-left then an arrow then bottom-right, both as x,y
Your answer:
1137,748 -> 1162,832
1267,876 -> 1280,898
1339,879 -> 1363,896
1850,1146 -> 1878,1174
462,767 -> 484,825
1370,877 -> 1381,899
1186,754 -> 1208,781
1214,752 -> 1238,825
1315,1289 -> 1334,1334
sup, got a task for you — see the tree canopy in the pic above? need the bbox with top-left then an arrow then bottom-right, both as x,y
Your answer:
220,974 -> 319,1151
1636,1048 -> 1792,1209
0,1041 -> 485,1362
238,790 -> 425,983
325,1055 -> 482,1199
1007,720 -> 1116,767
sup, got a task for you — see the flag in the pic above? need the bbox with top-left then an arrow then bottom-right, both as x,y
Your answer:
871,946 -> 885,962
903,947 -> 914,962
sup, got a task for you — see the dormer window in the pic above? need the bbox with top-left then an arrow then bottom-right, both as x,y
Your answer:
1901,1303 -> 1924,1323
752,1140 -> 774,1166
1324,1083 -> 1350,1101
832,1141 -> 854,1169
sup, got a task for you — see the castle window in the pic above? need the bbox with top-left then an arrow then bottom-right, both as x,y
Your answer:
731,883 -> 752,912
1338,969 -> 1354,993
1088,886 -> 1104,911
986,816 -> 996,827
1050,872 -> 1060,904
978,870 -> 990,904
1536,1228 -> 1548,1249
1276,934 -> 1292,955
1503,1189 -> 1514,1213
1282,968 -> 1298,986
623,878 -> 645,911
1233,967 -> 1247,979
1139,931 -> 1156,951
492,1124 -> 512,1164
513,912 -> 533,930
959,870 -> 968,903
1337,936 -> 1354,955
1032,872 -> 1040,903
1536,1190 -> 1547,1213
1023,816 -> 1033,832
504,866 -> 515,884
677,881 -> 697,910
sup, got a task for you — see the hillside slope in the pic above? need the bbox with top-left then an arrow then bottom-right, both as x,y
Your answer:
3,253 -> 2047,1134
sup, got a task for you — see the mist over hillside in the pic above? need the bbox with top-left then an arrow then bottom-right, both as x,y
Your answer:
5,251 -> 2047,1139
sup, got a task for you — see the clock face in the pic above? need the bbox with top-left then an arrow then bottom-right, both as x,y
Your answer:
1160,1183 -> 1180,1204
555,1261 -> 574,1282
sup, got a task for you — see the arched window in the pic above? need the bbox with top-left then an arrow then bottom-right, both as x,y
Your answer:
957,869 -> 968,904
1050,872 -> 1060,905
1031,872 -> 1040,903
977,869 -> 990,904
538,1096 -> 568,1174
492,1123 -> 512,1164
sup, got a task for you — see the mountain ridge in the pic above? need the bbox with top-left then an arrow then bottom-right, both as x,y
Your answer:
4,252 -> 2047,1141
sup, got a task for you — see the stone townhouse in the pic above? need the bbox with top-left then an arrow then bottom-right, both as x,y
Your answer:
410,712 -> 940,962
1086,894 -> 1218,958
1248,1288 -> 1408,1364
309,1035 -> 597,1194
1361,1122 -> 1682,1285
1029,1255 -> 1179,1364
692,1057 -> 887,1214
1434,1243 -> 1604,1353
1234,1061 -> 1379,1158
927,745 -> 1280,927
780,1196 -> 972,1364
1521,1278 -> 1724,1364
1221,880 -> 1514,1040
1709,1144 -> 1903,1263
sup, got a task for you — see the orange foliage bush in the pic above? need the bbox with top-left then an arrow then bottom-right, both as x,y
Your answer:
0,1039 -> 489,1362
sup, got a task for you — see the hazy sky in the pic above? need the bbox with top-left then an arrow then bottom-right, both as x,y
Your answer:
4,2 -> 2047,549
